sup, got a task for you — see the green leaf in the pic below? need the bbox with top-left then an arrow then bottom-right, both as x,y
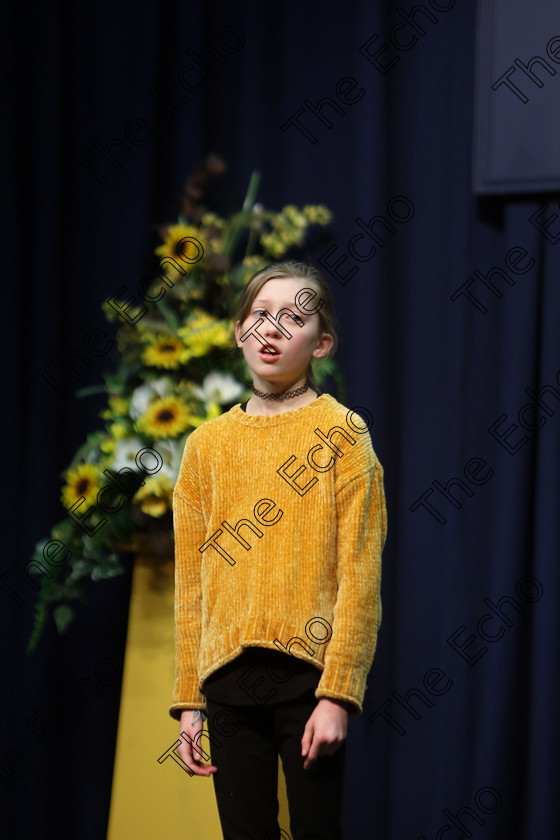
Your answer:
26,598 -> 47,654
75,384 -> 107,398
150,300 -> 181,333
222,170 -> 261,258
53,604 -> 74,634
242,170 -> 261,212
134,317 -> 175,336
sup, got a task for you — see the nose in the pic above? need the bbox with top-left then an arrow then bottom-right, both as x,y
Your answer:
263,319 -> 283,340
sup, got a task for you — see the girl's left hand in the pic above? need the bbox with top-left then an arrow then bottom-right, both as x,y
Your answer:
301,697 -> 350,770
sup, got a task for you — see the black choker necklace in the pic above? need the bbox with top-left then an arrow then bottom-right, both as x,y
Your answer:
252,384 -> 309,401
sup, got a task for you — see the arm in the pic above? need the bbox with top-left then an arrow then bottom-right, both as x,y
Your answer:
301,453 -> 386,766
316,455 -> 387,714
169,435 -> 209,720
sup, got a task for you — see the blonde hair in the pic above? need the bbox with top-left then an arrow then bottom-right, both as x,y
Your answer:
233,261 -> 338,392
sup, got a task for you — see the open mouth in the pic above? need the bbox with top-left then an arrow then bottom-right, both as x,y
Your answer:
259,343 -> 280,357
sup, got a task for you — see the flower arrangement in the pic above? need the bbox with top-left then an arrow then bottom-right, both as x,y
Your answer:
28,157 -> 341,651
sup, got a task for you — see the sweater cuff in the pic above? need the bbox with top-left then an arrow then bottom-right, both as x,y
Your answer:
170,674 -> 206,720
169,703 -> 207,722
316,658 -> 369,716
315,688 -> 362,716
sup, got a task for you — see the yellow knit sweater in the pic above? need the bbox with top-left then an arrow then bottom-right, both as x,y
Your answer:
169,393 -> 387,720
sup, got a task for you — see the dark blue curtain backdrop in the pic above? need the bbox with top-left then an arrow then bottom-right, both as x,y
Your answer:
4,1 -> 560,838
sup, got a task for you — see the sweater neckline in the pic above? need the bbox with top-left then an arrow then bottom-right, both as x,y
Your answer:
229,393 -> 334,426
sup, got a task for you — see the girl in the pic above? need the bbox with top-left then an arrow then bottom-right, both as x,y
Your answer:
170,260 -> 387,840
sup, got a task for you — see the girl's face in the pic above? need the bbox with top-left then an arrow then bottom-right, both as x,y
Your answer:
234,277 -> 333,388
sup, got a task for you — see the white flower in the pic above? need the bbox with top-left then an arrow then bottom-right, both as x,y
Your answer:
191,372 -> 244,405
111,437 -> 146,472
152,439 -> 182,482
129,378 -> 170,420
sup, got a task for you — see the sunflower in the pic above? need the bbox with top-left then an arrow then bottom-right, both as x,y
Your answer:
177,311 -> 233,360
133,474 -> 174,518
61,463 -> 101,511
136,395 -> 192,439
141,335 -> 185,370
155,224 -> 205,263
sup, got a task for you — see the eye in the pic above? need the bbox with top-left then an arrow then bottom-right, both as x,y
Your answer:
253,309 -> 268,317
280,312 -> 305,326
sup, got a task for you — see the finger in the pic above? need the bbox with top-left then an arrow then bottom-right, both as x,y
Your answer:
190,763 -> 218,776
178,752 -> 218,776
303,752 -> 316,770
302,734 -> 322,770
177,743 -> 218,776
301,721 -> 314,757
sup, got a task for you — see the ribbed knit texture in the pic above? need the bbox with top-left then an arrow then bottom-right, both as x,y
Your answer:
170,393 -> 387,720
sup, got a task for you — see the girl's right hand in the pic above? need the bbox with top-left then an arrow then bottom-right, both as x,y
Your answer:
177,709 -> 218,776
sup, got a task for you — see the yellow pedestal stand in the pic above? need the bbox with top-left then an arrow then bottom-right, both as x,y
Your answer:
107,551 -> 291,839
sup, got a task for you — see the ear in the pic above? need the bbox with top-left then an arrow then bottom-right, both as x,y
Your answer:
234,321 -> 243,348
312,333 -> 334,358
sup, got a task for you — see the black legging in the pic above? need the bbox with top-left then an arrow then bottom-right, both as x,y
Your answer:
205,689 -> 346,840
